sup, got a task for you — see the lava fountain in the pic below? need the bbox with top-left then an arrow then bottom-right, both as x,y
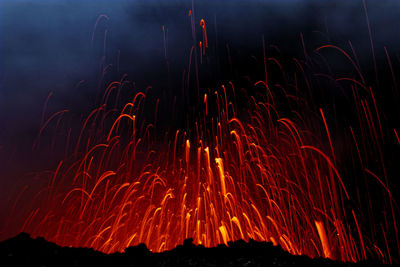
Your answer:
2,6 -> 399,265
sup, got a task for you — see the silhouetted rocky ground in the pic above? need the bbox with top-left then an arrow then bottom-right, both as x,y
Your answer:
0,233 -> 388,267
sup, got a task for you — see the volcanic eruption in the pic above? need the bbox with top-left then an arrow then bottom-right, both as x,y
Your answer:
1,0 -> 399,265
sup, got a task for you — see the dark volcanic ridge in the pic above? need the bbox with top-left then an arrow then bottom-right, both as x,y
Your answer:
0,233 -> 388,267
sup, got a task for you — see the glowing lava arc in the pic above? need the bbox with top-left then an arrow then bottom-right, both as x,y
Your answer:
17,76 -> 388,263
9,13 -> 398,265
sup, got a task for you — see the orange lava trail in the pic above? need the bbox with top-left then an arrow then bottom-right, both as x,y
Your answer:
6,15 -> 398,266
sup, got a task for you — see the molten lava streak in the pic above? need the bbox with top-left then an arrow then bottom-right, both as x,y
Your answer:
8,15 -> 397,263
16,76 -> 389,263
